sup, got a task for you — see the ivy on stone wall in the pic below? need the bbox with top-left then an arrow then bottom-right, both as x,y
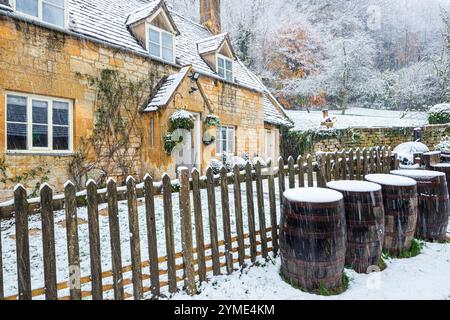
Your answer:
0,157 -> 50,197
384,127 -> 409,138
280,126 -> 362,160
68,68 -> 156,189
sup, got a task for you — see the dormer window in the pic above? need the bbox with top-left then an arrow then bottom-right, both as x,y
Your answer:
127,2 -> 179,64
15,0 -> 66,28
217,55 -> 233,82
148,26 -> 174,63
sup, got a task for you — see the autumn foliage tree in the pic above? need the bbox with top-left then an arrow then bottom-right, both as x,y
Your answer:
264,23 -> 326,109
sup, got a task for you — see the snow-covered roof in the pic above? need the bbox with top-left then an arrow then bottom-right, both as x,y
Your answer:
263,96 -> 293,127
197,33 -> 230,55
0,0 -> 291,126
144,66 -> 190,111
126,0 -> 161,26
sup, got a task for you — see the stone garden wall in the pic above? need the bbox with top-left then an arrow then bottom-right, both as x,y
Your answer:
281,124 -> 450,160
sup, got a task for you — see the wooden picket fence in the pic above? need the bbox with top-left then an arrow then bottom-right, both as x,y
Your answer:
0,146 -> 393,300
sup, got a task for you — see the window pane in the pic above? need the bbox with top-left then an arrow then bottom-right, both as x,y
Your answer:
226,70 -> 233,81
149,29 -> 160,44
162,32 -> 173,48
162,47 -> 173,62
218,67 -> 225,78
218,57 -> 225,69
7,96 -> 27,122
33,125 -> 48,148
32,100 -> 48,124
149,42 -> 160,57
53,126 -> 69,150
7,123 -> 27,150
44,0 -> 65,7
226,60 -> 233,71
53,101 -> 69,125
221,128 -> 227,153
16,0 -> 38,17
43,3 -> 65,27
227,128 -> 234,153
216,127 -> 221,153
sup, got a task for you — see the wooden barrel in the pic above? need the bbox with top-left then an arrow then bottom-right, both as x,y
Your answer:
365,174 -> 418,256
423,151 -> 441,169
431,163 -> 450,196
327,181 -> 384,273
441,152 -> 450,163
280,188 -> 346,293
391,170 -> 450,241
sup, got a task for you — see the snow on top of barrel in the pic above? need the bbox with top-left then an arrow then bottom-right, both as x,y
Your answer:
432,163 -> 450,168
365,174 -> 417,187
327,180 -> 381,193
423,151 -> 441,156
391,170 -> 445,179
283,188 -> 343,204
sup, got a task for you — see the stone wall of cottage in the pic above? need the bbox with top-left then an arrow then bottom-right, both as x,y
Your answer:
0,17 -> 267,200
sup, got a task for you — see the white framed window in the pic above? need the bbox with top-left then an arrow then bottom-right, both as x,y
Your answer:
14,0 -> 67,28
217,55 -> 234,82
216,125 -> 235,155
5,92 -> 73,153
148,25 -> 175,63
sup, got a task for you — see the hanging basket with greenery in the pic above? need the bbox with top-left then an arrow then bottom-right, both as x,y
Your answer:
203,131 -> 216,146
169,110 -> 195,131
205,114 -> 221,128
164,133 -> 183,155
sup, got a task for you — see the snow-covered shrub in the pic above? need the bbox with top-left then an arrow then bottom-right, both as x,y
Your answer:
435,136 -> 450,153
428,104 -> 450,124
169,110 -> 195,131
232,156 -> 247,171
252,157 -> 268,168
222,154 -> 248,172
393,141 -> 429,165
209,154 -> 251,174
209,159 -> 223,174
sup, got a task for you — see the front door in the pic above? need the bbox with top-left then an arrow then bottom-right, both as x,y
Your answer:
265,129 -> 275,161
176,112 -> 201,173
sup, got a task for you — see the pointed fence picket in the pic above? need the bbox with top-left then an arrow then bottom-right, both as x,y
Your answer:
0,146 -> 393,300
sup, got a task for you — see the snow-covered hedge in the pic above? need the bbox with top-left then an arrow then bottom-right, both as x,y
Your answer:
435,136 -> 450,153
209,154 -> 266,174
428,103 -> 450,124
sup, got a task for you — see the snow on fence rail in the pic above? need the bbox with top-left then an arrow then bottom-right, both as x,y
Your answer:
0,146 -> 393,300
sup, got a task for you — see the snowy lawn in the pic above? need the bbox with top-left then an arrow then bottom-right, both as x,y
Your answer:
172,227 -> 450,300
286,107 -> 428,131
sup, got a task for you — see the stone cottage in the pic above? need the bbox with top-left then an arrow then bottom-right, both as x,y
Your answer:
0,0 -> 291,198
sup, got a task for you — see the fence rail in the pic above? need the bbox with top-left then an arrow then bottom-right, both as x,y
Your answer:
0,146 -> 393,300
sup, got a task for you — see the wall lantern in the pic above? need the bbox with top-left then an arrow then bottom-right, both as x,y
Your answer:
189,72 -> 200,82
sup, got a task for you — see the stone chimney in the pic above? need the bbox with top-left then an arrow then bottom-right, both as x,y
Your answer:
200,0 -> 221,35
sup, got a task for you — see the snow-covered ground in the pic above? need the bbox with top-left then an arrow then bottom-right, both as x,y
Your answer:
2,173 -> 450,300
173,227 -> 450,300
0,179 -> 281,299
286,108 -> 428,131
